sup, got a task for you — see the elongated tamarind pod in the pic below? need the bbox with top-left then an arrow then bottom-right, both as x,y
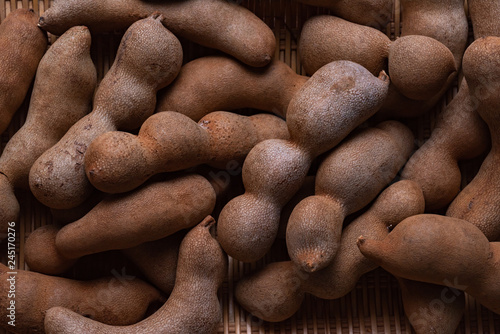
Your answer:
24,173 -> 216,274
29,14 -> 183,210
156,56 -> 308,119
84,111 -> 289,194
397,278 -> 465,334
468,0 -> 500,39
286,121 -> 414,272
298,15 -> 391,77
297,0 -> 393,29
38,0 -> 275,67
0,8 -> 47,135
357,214 -> 500,315
0,263 -> 164,333
0,26 -> 96,235
235,180 -> 425,322
217,60 -> 389,263
44,216 -> 227,334
400,0 -> 468,70
401,79 -> 490,211
446,36 -> 500,241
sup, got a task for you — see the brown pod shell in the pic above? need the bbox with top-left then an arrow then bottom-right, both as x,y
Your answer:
44,216 -> 227,334
447,36 -> 500,241
297,0 -> 393,29
0,8 -> 47,134
298,15 -> 390,76
38,0 -> 275,67
469,0 -> 500,39
388,35 -> 457,101
29,14 -> 183,210
401,79 -> 490,211
84,111 -> 289,194
156,56 -> 308,119
235,180 -> 425,322
401,0 -> 468,69
0,264 -> 164,333
0,25 -> 96,234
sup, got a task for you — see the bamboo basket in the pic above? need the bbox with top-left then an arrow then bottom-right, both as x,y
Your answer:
1,0 -> 500,333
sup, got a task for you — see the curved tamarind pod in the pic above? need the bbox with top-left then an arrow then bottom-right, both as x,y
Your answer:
38,0 -> 275,67
0,263 -> 164,333
84,111 -> 289,194
25,173 -> 216,274
468,0 -> 500,39
29,14 -> 183,210
0,26 -> 96,235
401,79 -> 490,211
296,0 -> 393,29
357,214 -> 500,315
217,60 -> 389,263
44,216 -> 227,334
156,56 -> 308,120
397,278 -> 465,334
400,0 -> 468,70
235,180 -> 424,322
0,8 -> 47,135
447,36 -> 500,241
298,15 -> 391,77
286,121 -> 414,272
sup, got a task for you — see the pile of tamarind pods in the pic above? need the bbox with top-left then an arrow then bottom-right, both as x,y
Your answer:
0,0 -> 499,333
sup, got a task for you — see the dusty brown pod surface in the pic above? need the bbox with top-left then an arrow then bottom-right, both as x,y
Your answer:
0,263 -> 164,333
447,36 -> 500,241
44,216 -> 227,334
217,60 -> 390,263
156,56 -> 308,120
0,25 -> 96,235
29,14 -> 183,210
84,111 -> 289,194
401,79 -> 490,211
357,214 -> 500,315
235,180 -> 425,322
467,0 -> 500,39
297,0 -> 393,29
388,35 -> 457,101
0,8 -> 47,135
38,0 -> 275,67
298,15 -> 391,76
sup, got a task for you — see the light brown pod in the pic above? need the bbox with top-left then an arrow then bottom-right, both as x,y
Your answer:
0,26 -> 96,235
388,35 -> 457,101
44,216 -> 227,334
286,121 -> 414,272
29,14 -> 183,210
0,263 -> 164,333
217,60 -> 390,263
235,180 -> 425,322
400,0 -> 468,69
38,0 -> 275,67
297,0 -> 393,29
298,15 -> 391,76
469,0 -> 500,39
156,56 -> 308,120
401,79 -> 490,211
357,214 -> 500,315
84,111 -> 289,194
446,36 -> 500,241
397,278 -> 465,334
0,8 -> 47,135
